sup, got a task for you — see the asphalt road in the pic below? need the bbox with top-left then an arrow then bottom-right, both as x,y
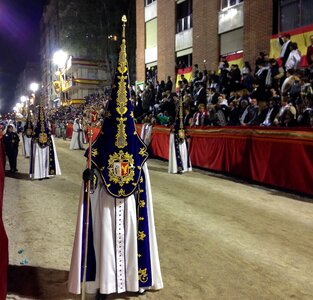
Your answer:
3,137 -> 313,300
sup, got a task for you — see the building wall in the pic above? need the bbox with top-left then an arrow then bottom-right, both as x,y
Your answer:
136,0 -> 145,83
193,0 -> 220,71
41,0 -> 135,107
243,0 -> 273,70
157,0 -> 176,86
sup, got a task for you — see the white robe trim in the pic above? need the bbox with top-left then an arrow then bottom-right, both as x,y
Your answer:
22,135 -> 32,158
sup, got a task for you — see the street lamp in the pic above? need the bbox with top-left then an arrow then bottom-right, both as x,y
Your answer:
53,50 -> 68,68
53,50 -> 68,106
30,82 -> 39,93
29,82 -> 39,106
20,96 -> 28,117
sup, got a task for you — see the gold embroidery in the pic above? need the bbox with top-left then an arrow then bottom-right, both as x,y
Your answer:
39,132 -> 48,144
116,117 -> 128,148
108,150 -> 135,186
118,189 -> 126,196
138,268 -> 148,283
137,231 -> 146,241
138,217 -> 144,221
139,147 -> 148,157
91,148 -> 99,157
138,200 -> 145,208
114,17 -> 129,149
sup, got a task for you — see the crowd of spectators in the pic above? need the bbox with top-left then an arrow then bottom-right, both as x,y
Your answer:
46,93 -> 109,131
21,34 -> 313,131
134,35 -> 313,129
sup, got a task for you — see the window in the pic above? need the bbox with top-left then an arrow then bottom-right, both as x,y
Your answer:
145,0 -> 156,6
176,0 -> 192,33
280,0 -> 313,32
176,54 -> 192,68
220,28 -> 243,55
221,0 -> 243,10
87,69 -> 97,80
145,18 -> 157,49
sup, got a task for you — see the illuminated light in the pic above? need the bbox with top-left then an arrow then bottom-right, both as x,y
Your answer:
53,50 -> 68,67
20,96 -> 27,102
108,35 -> 118,41
30,82 -> 39,93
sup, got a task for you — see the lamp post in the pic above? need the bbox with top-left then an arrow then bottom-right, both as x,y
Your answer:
20,95 -> 27,119
29,82 -> 39,107
53,50 -> 68,106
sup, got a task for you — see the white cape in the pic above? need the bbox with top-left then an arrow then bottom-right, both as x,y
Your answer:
168,132 -> 192,174
30,136 -> 61,179
22,135 -> 32,158
68,163 -> 163,295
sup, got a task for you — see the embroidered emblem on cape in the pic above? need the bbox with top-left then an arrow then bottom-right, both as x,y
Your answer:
108,151 -> 135,186
39,132 -> 48,144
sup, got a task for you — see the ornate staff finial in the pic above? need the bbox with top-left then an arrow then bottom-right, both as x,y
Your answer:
122,15 -> 127,39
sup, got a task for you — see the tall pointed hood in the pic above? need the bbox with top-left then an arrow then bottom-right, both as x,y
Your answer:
24,110 -> 33,138
90,15 -> 149,198
33,101 -> 50,148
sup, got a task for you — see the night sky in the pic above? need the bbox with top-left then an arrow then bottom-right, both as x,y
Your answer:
0,0 -> 46,113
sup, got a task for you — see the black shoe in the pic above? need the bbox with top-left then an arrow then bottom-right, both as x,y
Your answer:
95,291 -> 107,300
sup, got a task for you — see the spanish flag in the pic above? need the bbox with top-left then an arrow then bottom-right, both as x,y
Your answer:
225,52 -> 244,69
269,24 -> 313,67
176,66 -> 193,88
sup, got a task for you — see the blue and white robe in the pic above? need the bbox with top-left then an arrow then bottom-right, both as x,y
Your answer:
68,163 -> 163,295
29,136 -> 61,179
168,132 -> 192,174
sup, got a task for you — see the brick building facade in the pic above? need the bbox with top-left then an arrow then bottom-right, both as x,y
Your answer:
136,0 -> 274,87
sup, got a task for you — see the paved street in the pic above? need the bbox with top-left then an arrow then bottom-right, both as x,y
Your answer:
3,137 -> 313,300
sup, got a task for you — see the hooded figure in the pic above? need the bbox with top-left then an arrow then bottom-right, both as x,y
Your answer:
29,102 -> 61,179
22,111 -> 33,158
68,16 -> 163,296
70,117 -> 85,150
168,94 -> 192,174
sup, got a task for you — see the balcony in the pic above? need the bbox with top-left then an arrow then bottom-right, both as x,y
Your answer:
145,1 -> 157,22
175,28 -> 193,52
218,2 -> 243,34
